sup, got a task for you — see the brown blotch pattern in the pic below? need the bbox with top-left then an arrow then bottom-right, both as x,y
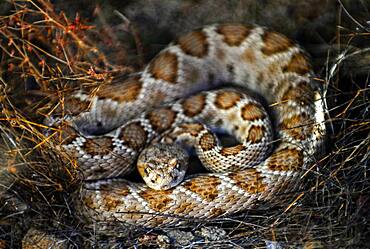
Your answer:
261,31 -> 293,55
241,103 -> 266,121
214,91 -> 241,109
178,123 -> 205,137
83,195 -> 97,209
119,122 -> 148,150
247,125 -> 266,144
217,24 -> 252,46
280,113 -> 313,140
102,194 -> 122,211
173,201 -> 197,214
220,144 -> 246,157
96,77 -> 142,103
139,189 -> 173,212
177,30 -> 209,58
183,176 -> 221,201
199,132 -> 217,151
147,108 -> 177,133
229,169 -> 267,193
267,147 -> 304,171
281,81 -> 314,106
283,52 -> 311,75
182,94 -> 206,117
148,51 -> 178,83
82,137 -> 114,156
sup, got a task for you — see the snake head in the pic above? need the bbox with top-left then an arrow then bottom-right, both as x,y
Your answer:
137,144 -> 189,190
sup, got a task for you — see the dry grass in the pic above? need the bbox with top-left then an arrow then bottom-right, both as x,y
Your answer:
0,0 -> 369,248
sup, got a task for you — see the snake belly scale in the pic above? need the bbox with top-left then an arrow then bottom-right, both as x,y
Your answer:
54,24 -> 326,227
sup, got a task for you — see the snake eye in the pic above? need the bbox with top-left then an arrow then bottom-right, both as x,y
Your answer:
168,158 -> 177,168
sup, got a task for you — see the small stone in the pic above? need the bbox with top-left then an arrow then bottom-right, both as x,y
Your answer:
167,229 -> 195,246
196,226 -> 227,241
156,235 -> 171,249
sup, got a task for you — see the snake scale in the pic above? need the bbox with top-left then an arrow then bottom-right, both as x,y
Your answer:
52,24 -> 326,227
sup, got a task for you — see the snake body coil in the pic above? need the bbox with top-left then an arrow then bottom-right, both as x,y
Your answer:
56,24 -> 326,227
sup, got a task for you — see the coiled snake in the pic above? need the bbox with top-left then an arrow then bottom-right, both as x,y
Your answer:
52,24 -> 326,227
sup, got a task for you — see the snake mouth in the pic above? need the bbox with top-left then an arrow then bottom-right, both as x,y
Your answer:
142,166 -> 187,190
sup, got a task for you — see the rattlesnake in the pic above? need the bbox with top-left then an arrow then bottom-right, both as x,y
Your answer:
51,24 -> 326,227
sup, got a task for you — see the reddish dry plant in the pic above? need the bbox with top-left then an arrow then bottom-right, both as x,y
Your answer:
0,0 -> 141,144
0,0 -> 138,94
